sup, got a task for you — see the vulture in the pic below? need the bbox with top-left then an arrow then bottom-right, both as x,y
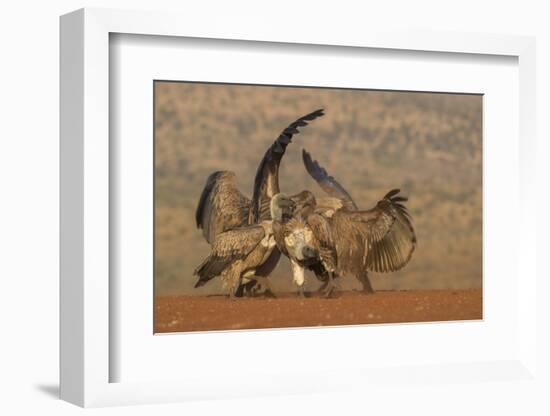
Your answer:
271,193 -> 336,297
278,150 -> 417,296
193,109 -> 324,296
194,197 -> 295,297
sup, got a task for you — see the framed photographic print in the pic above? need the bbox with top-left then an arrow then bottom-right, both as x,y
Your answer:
152,81 -> 482,333
60,7 -> 538,408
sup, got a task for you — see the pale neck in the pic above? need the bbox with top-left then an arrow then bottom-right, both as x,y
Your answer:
270,199 -> 283,222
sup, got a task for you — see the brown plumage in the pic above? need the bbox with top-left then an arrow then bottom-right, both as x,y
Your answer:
193,110 -> 324,294
195,109 -> 325,242
271,194 -> 336,296
281,150 -> 416,294
328,189 -> 416,274
195,171 -> 250,244
249,109 -> 326,223
272,215 -> 336,273
194,222 -> 277,296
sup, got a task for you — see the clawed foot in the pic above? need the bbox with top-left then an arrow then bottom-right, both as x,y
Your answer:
359,273 -> 375,294
322,276 -> 340,298
297,285 -> 307,298
252,276 -> 277,298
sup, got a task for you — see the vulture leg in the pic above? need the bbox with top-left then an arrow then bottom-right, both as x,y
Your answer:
250,276 -> 277,298
228,287 -> 238,300
357,271 -> 375,294
235,280 -> 256,297
322,272 -> 339,298
313,269 -> 329,294
316,271 -> 338,294
228,274 -> 242,300
290,259 -> 307,298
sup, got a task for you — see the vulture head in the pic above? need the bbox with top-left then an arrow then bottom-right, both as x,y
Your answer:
283,217 -> 319,264
271,193 -> 320,265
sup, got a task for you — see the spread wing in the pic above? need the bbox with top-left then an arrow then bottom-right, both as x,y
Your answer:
348,189 -> 416,273
314,197 -> 345,216
302,149 -> 358,211
250,109 -> 325,223
195,171 -> 251,244
194,225 -> 266,287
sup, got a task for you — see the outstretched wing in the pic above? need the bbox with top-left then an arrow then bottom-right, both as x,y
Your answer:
249,109 -> 325,223
194,225 -> 266,287
302,149 -> 358,211
349,189 -> 416,273
195,171 -> 251,244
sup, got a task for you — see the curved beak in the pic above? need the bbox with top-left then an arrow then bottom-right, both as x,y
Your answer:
302,245 -> 319,260
278,198 -> 296,210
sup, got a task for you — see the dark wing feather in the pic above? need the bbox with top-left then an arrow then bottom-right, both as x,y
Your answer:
351,190 -> 416,273
195,171 -> 251,244
302,149 -> 358,211
249,109 -> 325,223
254,248 -> 281,277
194,225 -> 265,287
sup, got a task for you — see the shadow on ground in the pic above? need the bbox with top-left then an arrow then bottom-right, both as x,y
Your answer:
35,383 -> 59,399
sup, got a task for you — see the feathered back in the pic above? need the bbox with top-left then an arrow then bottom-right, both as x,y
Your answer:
193,225 -> 266,287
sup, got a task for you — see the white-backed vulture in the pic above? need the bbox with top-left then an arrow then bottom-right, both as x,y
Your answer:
279,150 -> 417,296
193,109 -> 324,295
194,197 -> 296,296
271,194 -> 336,297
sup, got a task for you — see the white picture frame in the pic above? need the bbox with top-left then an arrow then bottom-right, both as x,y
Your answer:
60,7 -> 538,408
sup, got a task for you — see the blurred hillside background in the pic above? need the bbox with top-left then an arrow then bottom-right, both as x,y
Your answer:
154,82 -> 482,296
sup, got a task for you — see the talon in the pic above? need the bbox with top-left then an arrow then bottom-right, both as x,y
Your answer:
252,276 -> 277,298
323,284 -> 336,298
323,273 -> 339,298
359,272 -> 374,294
264,289 -> 277,298
247,282 -> 258,297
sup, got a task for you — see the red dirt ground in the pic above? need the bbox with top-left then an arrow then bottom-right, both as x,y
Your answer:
155,289 -> 482,333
